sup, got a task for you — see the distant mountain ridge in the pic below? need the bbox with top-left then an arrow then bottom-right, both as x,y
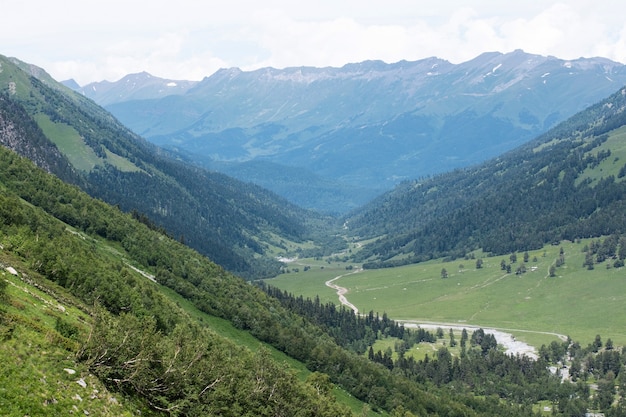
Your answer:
73,50 -> 626,213
67,72 -> 198,106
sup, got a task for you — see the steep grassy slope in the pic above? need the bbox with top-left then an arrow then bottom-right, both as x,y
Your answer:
0,256 -> 149,416
347,85 -> 626,268
0,147 -> 356,416
0,54 -> 339,279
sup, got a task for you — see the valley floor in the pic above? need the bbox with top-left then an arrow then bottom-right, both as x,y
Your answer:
326,267 -> 568,359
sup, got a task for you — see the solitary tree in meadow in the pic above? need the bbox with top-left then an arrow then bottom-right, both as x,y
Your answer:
476,258 -> 483,269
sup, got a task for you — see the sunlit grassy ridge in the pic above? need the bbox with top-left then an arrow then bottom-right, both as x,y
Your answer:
34,113 -> 143,173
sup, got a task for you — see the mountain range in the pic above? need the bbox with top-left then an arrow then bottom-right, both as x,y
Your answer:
71,71 -> 197,106
69,50 -> 626,213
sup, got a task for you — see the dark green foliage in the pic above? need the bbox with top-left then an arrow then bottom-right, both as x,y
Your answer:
258,283 -> 416,354
475,258 -> 483,269
55,317 -> 78,340
349,86 -> 626,268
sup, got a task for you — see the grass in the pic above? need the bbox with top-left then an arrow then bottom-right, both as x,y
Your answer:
266,260 -> 359,305
34,113 -> 142,173
576,125 -> 626,186
371,329 -> 466,362
0,262 -> 146,416
266,238 -> 626,349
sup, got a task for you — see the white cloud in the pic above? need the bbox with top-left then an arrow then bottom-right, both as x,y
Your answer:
2,0 -> 625,84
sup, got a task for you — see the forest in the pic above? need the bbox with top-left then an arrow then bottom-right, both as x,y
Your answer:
347,86 -> 626,269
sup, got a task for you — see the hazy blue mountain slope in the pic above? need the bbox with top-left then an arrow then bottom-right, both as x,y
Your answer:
202,159 -> 378,214
87,51 -> 626,212
346,85 -> 626,267
72,71 -> 198,106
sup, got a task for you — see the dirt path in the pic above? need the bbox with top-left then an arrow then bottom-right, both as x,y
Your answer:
325,268 -> 362,314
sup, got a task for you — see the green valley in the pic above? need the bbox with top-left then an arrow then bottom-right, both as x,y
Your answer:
266,238 -> 626,348
5,51 -> 626,416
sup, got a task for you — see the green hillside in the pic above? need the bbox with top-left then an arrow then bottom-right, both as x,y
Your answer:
347,85 -> 626,269
0,147 -> 356,416
0,54 -> 340,280
1,132 -> 549,415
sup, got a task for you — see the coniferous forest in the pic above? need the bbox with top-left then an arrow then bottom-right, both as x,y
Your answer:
347,87 -> 626,269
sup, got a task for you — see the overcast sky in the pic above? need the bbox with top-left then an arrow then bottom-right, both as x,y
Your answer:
2,0 -> 626,85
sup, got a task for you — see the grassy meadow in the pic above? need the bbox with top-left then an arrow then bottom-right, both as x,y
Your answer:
266,238 -> 626,349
